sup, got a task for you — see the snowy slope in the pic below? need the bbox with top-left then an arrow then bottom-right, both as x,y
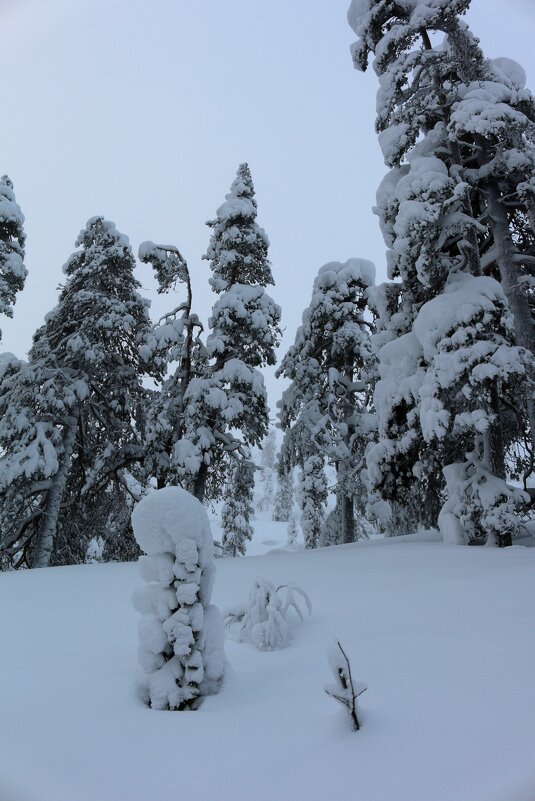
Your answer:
1,533 -> 535,801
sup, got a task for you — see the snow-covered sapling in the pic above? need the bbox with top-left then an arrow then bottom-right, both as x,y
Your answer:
325,641 -> 366,731
132,487 -> 225,710
85,537 -> 105,564
225,579 -> 311,651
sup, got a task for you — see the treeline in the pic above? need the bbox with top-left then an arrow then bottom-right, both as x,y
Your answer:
0,165 -> 280,567
1,0 -> 534,567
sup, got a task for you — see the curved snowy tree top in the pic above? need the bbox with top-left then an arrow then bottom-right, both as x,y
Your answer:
348,0 -> 469,28
132,486 -> 214,560
347,0 -> 471,51
138,241 -> 189,294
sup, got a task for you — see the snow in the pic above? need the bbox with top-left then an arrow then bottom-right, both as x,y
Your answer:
490,57 -> 527,90
132,487 -> 224,709
413,274 -> 508,362
316,257 -> 375,289
2,525 -> 535,801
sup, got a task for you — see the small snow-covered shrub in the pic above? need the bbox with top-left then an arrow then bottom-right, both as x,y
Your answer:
325,641 -> 366,731
132,487 -> 225,710
439,458 -> 529,547
225,579 -> 311,651
85,536 -> 105,564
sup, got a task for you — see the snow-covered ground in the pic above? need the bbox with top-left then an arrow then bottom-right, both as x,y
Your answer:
2,523 -> 535,801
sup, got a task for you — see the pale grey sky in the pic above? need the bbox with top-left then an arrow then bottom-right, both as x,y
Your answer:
2,0 -> 535,411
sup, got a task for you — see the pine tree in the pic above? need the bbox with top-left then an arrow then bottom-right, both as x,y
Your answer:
138,242 -> 206,489
348,0 -> 535,542
0,175 -> 27,339
174,163 -> 281,503
221,459 -> 255,556
0,217 -> 155,568
277,259 -> 375,544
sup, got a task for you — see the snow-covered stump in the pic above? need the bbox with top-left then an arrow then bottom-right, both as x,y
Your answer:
132,487 -> 225,710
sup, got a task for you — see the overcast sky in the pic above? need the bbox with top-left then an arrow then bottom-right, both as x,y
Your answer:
2,0 -> 535,412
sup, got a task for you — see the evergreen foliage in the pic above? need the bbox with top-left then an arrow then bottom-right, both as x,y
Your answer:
221,459 -> 255,556
174,163 -> 281,504
278,259 -> 375,545
257,428 -> 277,513
0,175 -> 27,339
273,464 -> 294,522
348,0 -> 535,542
0,217 -> 154,568
138,242 -> 206,489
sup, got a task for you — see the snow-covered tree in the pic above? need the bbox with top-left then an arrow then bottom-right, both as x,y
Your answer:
173,164 -> 281,503
299,455 -> 328,549
132,486 -> 225,710
138,242 -> 206,489
0,175 -> 27,339
0,217 -> 155,568
278,259 -> 376,545
224,579 -> 311,651
221,459 -> 255,556
348,0 -> 535,541
257,428 -> 277,512
272,463 -> 294,522
414,274 -> 530,545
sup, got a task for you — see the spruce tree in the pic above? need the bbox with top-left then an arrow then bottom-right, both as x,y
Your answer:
221,459 -> 255,556
174,163 -> 281,503
277,259 -> 375,544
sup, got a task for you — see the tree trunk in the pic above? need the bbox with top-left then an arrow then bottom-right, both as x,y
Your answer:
340,356 -> 356,544
487,184 -> 535,354
486,182 -> 535,452
192,460 -> 208,504
32,417 -> 78,568
483,382 -> 506,481
341,492 -> 355,545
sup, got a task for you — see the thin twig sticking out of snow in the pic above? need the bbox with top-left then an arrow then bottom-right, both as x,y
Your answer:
325,641 -> 366,731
